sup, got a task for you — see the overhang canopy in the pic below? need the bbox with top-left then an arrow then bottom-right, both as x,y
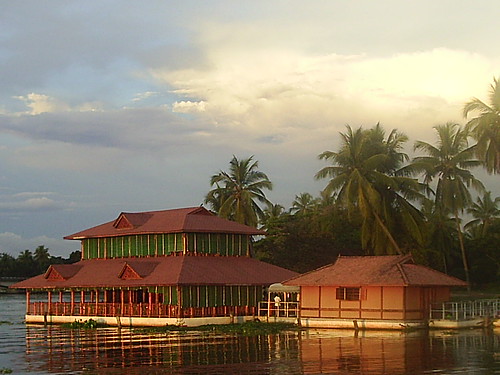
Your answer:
268,283 -> 300,293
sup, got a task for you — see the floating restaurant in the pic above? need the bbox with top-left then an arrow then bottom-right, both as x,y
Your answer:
12,207 -> 298,326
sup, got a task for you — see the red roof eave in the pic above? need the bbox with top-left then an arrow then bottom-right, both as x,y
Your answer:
64,207 -> 265,240
11,255 -> 298,290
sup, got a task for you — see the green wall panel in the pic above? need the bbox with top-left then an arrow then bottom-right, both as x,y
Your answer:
82,232 -> 251,259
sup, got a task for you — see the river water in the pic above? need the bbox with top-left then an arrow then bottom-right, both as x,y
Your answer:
0,293 -> 499,374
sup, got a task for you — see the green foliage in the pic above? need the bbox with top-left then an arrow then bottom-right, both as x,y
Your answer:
206,155 -> 272,227
64,319 -> 107,329
411,123 -> 485,288
315,124 -> 426,255
138,321 -> 297,336
466,219 -> 500,285
463,77 -> 500,174
254,206 -> 363,273
0,368 -> 13,374
0,248 -> 81,278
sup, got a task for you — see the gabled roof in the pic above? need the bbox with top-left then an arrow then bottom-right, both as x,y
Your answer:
118,261 -> 159,280
44,264 -> 82,281
12,254 -> 298,289
284,255 -> 467,287
64,207 -> 265,239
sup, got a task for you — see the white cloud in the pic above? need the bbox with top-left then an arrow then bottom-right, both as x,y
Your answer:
0,192 -> 74,213
132,91 -> 160,102
13,191 -> 55,198
13,93 -> 70,115
172,100 -> 206,113
0,197 -> 57,211
12,93 -> 103,115
151,47 -> 499,149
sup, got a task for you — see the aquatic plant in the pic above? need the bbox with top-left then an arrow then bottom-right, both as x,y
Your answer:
64,319 -> 108,329
138,321 -> 298,336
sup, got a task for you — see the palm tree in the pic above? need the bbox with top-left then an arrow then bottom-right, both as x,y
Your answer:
34,245 -> 51,272
204,183 -> 230,214
420,199 -> 457,274
411,122 -> 484,287
463,77 -> 500,174
290,193 -> 317,215
17,249 -> 36,277
315,124 -> 425,255
263,203 -> 285,219
465,191 -> 500,237
206,155 -> 273,227
260,203 -> 286,232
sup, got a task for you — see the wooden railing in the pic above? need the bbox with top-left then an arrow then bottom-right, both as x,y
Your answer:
257,301 -> 299,318
27,302 -> 257,318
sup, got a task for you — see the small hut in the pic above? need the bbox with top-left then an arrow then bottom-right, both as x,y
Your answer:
283,255 -> 467,329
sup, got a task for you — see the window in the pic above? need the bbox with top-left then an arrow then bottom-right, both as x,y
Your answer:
336,287 -> 360,301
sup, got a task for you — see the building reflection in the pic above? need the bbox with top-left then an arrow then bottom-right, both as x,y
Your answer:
24,325 -> 301,374
299,329 -> 499,374
23,325 -> 499,374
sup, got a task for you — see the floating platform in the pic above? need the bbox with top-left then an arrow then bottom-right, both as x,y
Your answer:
25,314 -> 256,327
428,317 -> 486,329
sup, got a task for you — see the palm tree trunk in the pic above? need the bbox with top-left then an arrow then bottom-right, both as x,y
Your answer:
455,212 -> 471,292
442,253 -> 448,275
373,211 -> 403,255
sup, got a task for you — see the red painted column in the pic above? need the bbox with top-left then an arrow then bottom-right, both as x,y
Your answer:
121,289 -> 125,316
148,290 -> 152,317
177,286 -> 182,318
95,289 -> 99,316
129,290 -> 133,317
81,290 -> 85,316
26,291 -> 31,314
47,291 -> 52,315
70,290 -> 75,315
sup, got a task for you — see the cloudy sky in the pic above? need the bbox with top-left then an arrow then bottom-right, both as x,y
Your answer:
1,1 -> 499,257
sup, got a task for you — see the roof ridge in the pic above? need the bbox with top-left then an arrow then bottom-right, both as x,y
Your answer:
284,255 -> 341,284
396,263 -> 410,285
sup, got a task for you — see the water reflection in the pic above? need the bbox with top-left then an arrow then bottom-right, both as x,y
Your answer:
300,329 -> 499,374
24,325 -> 302,374
21,325 -> 499,374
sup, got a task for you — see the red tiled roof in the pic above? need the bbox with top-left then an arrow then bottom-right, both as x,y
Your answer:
284,255 -> 467,287
12,254 -> 298,289
45,264 -> 82,280
64,207 -> 265,239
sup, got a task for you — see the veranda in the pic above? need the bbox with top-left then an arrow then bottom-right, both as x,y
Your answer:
26,284 -> 263,321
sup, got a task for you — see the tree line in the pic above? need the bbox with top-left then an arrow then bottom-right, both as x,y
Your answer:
204,79 -> 500,287
0,246 -> 81,278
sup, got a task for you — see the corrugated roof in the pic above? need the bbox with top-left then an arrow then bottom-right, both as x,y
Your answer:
12,254 -> 298,289
64,207 -> 265,239
283,255 -> 467,287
